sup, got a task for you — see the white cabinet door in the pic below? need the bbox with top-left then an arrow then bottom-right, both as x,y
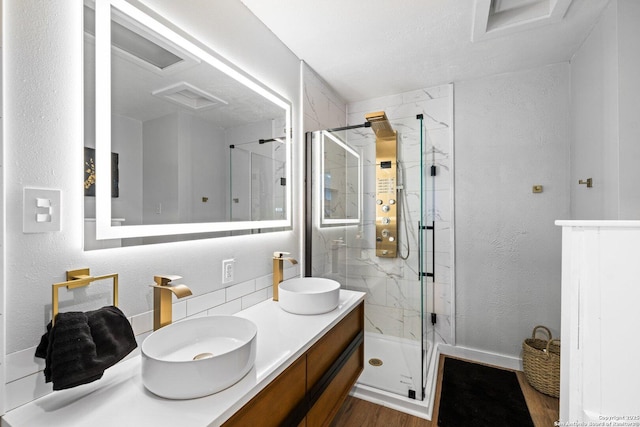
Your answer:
560,225 -> 640,422
592,229 -> 640,417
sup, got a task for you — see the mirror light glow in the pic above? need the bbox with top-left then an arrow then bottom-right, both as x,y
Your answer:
319,130 -> 361,226
94,0 -> 292,240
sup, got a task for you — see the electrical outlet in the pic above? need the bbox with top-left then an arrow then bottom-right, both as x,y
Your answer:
222,259 -> 234,283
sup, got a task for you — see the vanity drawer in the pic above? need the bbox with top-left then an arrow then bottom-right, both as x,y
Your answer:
307,341 -> 364,427
223,356 -> 306,427
306,302 -> 364,390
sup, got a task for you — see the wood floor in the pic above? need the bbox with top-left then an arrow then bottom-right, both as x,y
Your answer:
331,355 -> 559,427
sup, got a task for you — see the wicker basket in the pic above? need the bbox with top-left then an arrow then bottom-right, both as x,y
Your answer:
522,325 -> 560,398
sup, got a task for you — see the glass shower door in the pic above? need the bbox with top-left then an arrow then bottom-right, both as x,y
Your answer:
306,113 -> 433,401
229,143 -> 286,222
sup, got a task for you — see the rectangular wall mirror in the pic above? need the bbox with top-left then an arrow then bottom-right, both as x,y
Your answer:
84,0 -> 292,247
320,130 -> 361,226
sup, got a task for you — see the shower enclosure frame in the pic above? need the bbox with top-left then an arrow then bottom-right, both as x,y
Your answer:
304,115 -> 436,405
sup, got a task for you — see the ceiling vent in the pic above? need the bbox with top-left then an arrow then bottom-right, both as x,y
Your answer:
110,19 -> 183,69
152,82 -> 228,111
84,5 -> 199,75
472,0 -> 573,41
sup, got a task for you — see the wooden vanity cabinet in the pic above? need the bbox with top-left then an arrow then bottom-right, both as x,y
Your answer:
221,356 -> 307,427
306,340 -> 364,427
305,303 -> 364,427
223,302 -> 364,427
306,303 -> 363,388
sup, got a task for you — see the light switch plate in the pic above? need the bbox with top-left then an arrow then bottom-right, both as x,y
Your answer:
23,188 -> 61,233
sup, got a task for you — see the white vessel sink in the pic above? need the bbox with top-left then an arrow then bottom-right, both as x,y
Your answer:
278,277 -> 340,315
141,315 -> 257,399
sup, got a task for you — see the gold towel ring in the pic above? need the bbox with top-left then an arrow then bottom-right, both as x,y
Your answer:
52,268 -> 118,326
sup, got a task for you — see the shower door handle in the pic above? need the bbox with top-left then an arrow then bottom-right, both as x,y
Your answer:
419,221 -> 435,280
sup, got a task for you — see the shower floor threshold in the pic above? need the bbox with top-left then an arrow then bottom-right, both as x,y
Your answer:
351,382 -> 431,420
351,334 -> 441,420
358,332 -> 425,397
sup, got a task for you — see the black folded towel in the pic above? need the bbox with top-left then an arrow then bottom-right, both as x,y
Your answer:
35,305 -> 137,390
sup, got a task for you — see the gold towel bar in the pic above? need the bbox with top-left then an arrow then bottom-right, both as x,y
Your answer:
52,268 -> 118,326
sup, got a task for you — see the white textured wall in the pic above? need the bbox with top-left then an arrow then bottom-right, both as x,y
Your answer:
615,0 -> 640,219
570,0 -> 640,220
570,0 -> 619,219
3,0 -> 301,408
455,63 -> 570,358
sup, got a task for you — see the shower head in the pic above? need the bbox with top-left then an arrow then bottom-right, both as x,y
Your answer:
365,111 -> 395,138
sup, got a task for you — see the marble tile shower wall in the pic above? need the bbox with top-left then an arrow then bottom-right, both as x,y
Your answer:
3,266 -> 298,412
302,63 -> 353,290
302,64 -> 348,132
302,69 -> 454,347
343,85 -> 454,346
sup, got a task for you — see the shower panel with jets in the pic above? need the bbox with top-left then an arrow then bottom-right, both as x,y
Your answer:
306,113 -> 435,403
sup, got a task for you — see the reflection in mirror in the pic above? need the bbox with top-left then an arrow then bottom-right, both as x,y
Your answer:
230,139 -> 286,221
84,0 -> 291,247
321,131 -> 361,226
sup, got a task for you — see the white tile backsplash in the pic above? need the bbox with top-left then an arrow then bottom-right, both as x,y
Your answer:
172,300 -> 187,321
186,289 -> 226,316
283,264 -> 299,280
241,289 -> 268,310
6,346 -> 44,383
207,299 -> 242,316
187,311 -> 208,319
5,371 -> 52,412
255,274 -> 272,291
130,311 -> 153,336
4,270 -> 295,411
225,279 -> 256,301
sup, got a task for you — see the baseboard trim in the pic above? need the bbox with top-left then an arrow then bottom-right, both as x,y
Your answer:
437,344 -> 523,371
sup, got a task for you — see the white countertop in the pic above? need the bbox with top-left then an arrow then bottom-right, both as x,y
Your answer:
1,290 -> 365,427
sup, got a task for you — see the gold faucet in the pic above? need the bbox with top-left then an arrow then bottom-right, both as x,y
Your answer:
273,252 -> 298,301
150,275 -> 192,331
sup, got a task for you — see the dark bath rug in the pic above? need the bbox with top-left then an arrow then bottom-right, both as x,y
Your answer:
438,357 -> 534,427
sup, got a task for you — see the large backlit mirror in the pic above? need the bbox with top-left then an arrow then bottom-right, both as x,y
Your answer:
84,0 -> 291,248
320,130 -> 361,226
